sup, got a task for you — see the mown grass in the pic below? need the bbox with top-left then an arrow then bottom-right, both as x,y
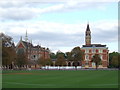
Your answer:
2,70 -> 118,88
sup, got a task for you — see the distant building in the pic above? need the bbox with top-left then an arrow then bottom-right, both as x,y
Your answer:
81,24 -> 109,68
16,31 -> 50,68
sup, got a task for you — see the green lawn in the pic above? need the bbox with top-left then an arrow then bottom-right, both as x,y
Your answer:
2,70 -> 118,88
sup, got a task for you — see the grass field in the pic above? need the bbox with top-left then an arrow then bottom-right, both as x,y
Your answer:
2,70 -> 118,88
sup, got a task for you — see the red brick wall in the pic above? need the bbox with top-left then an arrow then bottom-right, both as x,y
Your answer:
102,61 -> 108,67
82,48 -> 109,68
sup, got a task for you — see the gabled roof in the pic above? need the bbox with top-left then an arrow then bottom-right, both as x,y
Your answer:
22,41 -> 33,48
16,39 -> 50,52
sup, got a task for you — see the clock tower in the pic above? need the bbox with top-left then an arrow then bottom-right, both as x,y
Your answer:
85,23 -> 91,45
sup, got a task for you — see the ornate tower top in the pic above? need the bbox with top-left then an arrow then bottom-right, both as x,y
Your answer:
85,23 -> 91,45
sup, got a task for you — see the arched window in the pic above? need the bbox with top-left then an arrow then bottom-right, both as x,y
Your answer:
68,62 -> 71,66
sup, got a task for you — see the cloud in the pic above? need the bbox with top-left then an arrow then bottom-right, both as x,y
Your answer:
0,7 -> 37,20
0,19 -> 117,52
0,1 -> 117,52
0,1 -> 113,21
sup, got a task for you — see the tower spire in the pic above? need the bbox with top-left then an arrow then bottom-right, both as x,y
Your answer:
85,23 -> 91,45
31,39 -> 32,44
20,36 -> 22,41
86,23 -> 90,31
25,30 -> 28,42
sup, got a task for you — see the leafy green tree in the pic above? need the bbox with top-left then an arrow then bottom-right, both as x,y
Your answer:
91,54 -> 101,69
55,54 -> 67,70
65,52 -> 72,61
56,51 -> 66,58
38,57 -> 53,69
50,53 -> 56,59
109,52 -> 120,68
45,58 -> 53,69
119,55 -> 120,69
71,47 -> 84,70
111,55 -> 119,68
45,58 -> 53,66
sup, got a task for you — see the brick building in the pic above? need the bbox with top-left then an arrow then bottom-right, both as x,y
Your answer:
16,31 -> 50,68
81,24 -> 109,68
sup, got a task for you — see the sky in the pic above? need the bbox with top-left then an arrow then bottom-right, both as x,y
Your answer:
0,0 -> 118,53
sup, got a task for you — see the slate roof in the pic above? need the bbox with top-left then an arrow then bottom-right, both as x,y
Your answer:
21,41 -> 49,52
22,41 -> 33,48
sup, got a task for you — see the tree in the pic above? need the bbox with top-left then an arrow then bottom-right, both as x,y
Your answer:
71,47 -> 84,70
16,48 -> 28,69
119,55 -> 120,69
2,47 -> 9,66
50,52 -> 56,59
45,58 -> 53,66
65,52 -> 72,61
1,33 -> 16,69
2,47 -> 17,69
91,54 -> 101,69
1,33 -> 15,48
111,55 -> 119,68
109,52 -> 120,68
38,57 -> 46,67
38,57 -> 53,69
56,51 -> 66,58
45,58 -> 53,69
55,54 -> 66,70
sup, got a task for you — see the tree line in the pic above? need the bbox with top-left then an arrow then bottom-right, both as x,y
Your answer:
1,33 -> 120,70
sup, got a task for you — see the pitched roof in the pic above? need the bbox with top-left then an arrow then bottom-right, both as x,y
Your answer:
22,41 -> 33,48
21,41 -> 49,52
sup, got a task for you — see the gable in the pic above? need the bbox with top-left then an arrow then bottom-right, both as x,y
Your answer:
18,42 -> 25,48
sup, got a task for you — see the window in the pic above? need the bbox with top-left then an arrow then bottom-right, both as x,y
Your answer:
85,49 -> 89,53
96,49 -> 98,53
100,55 -> 102,60
82,50 -> 85,53
89,49 -> 92,53
17,48 -> 25,54
34,55 -> 36,58
85,55 -> 89,60
85,62 -> 89,65
99,49 -> 103,53
92,62 -> 95,66
91,54 -> 94,59
103,50 -> 106,53
92,49 -> 95,53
